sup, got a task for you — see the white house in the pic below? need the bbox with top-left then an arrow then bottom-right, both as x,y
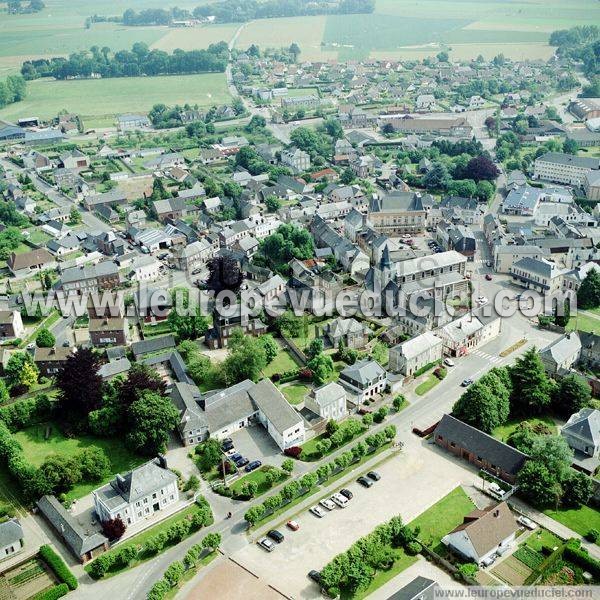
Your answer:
304,382 -> 347,421
0,520 -> 24,561
561,408 -> 600,459
93,456 -> 179,526
442,502 -> 518,564
338,359 -> 386,404
130,256 -> 161,282
388,332 -> 443,377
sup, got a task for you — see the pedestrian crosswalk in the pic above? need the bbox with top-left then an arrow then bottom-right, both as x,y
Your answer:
470,349 -> 503,364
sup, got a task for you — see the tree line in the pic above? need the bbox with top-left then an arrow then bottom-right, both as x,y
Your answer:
0,75 -> 26,109
20,42 -> 228,81
118,0 -> 374,26
6,0 -> 44,14
550,26 -> 599,81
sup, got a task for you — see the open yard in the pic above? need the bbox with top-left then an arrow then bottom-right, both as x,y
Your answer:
0,73 -> 231,124
229,465 -> 288,498
280,382 -> 309,406
543,504 -> 600,540
492,415 -> 557,443
567,313 -> 600,335
262,347 -> 300,378
12,421 -> 145,502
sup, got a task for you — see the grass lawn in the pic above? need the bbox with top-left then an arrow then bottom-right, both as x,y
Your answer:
544,504 -> 600,540
13,421 -> 145,502
229,466 -> 288,498
0,73 -> 231,123
262,348 -> 300,378
352,487 -> 475,599
523,528 -> 562,553
281,383 -> 309,405
299,418 -> 366,461
567,314 -> 600,335
415,374 -> 440,396
492,416 -> 557,443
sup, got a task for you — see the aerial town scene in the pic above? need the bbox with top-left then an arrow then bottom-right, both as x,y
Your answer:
0,0 -> 600,599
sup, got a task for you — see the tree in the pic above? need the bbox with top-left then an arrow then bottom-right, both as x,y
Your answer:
563,138 -> 578,155
392,395 -> 405,411
554,297 -> 570,328
509,348 -> 554,414
102,517 -> 126,540
56,348 -> 102,422
517,460 -> 562,508
35,328 -> 55,348
0,380 -> 8,404
307,353 -> 334,386
306,338 -> 324,360
244,505 -> 264,525
79,446 -> 111,482
553,375 -> 591,418
265,195 -> 281,212
167,307 -> 208,342
201,532 -> 221,552
562,470 -> 593,508
423,162 -> 450,191
69,207 -> 82,225
195,438 -> 222,472
475,180 -> 495,202
259,334 -> 278,364
118,363 -> 166,408
577,269 -> 600,310
452,377 -> 509,433
164,562 -> 184,588
281,458 -> 294,473
126,390 -> 179,456
37,455 -> 80,495
529,435 -> 573,482
289,43 -> 301,62
5,351 -> 38,391
222,329 -> 267,384
464,155 -> 500,181
205,256 -> 242,294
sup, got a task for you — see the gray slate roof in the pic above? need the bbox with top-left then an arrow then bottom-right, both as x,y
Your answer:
563,408 -> 600,447
340,359 -> 385,386
0,519 -> 23,548
37,495 -> 108,557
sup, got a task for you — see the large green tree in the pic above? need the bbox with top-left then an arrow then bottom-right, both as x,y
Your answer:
509,348 -> 554,414
553,375 -> 591,418
577,269 -> 600,310
222,328 -> 267,384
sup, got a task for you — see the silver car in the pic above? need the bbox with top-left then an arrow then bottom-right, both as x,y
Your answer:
309,505 -> 326,518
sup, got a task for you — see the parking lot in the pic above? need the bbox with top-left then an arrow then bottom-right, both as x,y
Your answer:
231,442 -> 482,599
226,424 -> 290,471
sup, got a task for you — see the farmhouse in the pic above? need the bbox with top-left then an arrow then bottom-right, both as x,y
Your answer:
0,519 -> 23,560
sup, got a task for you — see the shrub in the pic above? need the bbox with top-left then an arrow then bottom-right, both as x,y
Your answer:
563,542 -> 600,579
30,583 -> 69,600
434,367 -> 447,380
585,528 -> 600,543
101,517 -> 126,540
39,545 -> 78,590
284,446 -> 302,458
405,541 -> 422,555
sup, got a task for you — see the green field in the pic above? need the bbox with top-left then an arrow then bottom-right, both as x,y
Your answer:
544,504 -> 600,540
12,421 -> 145,502
0,73 -> 231,123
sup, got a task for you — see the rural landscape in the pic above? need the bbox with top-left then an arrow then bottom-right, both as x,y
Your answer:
0,0 -> 600,600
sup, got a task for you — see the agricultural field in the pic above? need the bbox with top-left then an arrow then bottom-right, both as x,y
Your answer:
0,73 -> 231,125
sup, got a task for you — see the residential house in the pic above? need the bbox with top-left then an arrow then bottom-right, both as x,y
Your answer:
59,149 -> 89,170
89,317 -> 127,347
388,332 -> 443,377
0,519 -> 23,561
436,221 -> 476,260
280,148 -> 310,173
509,257 -> 566,294
539,332 -> 582,375
93,456 -> 179,526
34,346 -> 74,377
442,502 -> 518,564
322,317 -> 370,349
130,256 -> 161,282
435,414 -> 527,483
204,304 -> 267,349
7,248 -> 55,277
0,311 -> 24,340
561,408 -> 600,474
338,359 -> 386,404
83,190 -> 127,211
304,382 -> 347,421
60,262 -> 120,294
437,307 -> 502,357
386,577 -> 439,600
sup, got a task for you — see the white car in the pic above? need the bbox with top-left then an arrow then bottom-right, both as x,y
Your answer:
444,358 -> 455,367
488,483 -> 503,498
319,498 -> 336,511
309,505 -> 326,518
517,515 -> 537,530
257,537 -> 275,552
331,493 -> 348,508
477,296 -> 488,305
480,554 -> 496,568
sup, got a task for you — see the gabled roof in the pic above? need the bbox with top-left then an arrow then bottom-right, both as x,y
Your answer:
446,502 -> 518,557
435,414 -> 527,476
340,359 -> 385,386
562,408 -> 600,446
0,519 -> 23,548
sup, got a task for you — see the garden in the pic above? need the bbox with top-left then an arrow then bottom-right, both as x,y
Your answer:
296,418 -> 366,461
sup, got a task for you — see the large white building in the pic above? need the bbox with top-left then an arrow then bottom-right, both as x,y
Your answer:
388,332 -> 443,377
533,152 -> 599,187
93,456 -> 179,526
304,382 -> 347,421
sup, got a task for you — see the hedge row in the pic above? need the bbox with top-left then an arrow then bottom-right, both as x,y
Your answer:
0,394 -> 52,432
413,360 -> 441,378
564,542 -> 600,579
39,545 -> 78,590
30,584 -> 69,600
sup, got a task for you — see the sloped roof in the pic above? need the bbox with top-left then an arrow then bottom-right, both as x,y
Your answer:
562,408 -> 600,447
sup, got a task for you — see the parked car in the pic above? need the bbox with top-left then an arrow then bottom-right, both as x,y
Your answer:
367,471 -> 381,481
339,488 -> 353,500
486,260 -> 492,268
62,340 -> 71,347
286,520 -> 300,531
267,530 -> 284,543
357,476 -> 373,488
485,273 -> 493,281
309,505 -> 326,518
461,378 -> 474,387
517,516 -> 537,530
308,570 -> 322,585
235,457 -> 249,468
444,358 -> 455,367
245,460 -> 262,472
257,537 -> 275,552
331,493 -> 348,508
480,554 -> 496,568
230,452 -> 242,462
319,498 -> 336,511
221,438 -> 233,452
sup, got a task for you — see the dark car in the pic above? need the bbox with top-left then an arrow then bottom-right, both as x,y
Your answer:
339,488 -> 353,500
357,476 -> 373,488
230,452 -> 242,462
267,529 -> 284,543
461,378 -> 474,387
485,273 -> 493,280
221,438 -> 234,452
308,570 -> 322,585
235,457 -> 249,468
367,471 -> 381,481
245,460 -> 262,472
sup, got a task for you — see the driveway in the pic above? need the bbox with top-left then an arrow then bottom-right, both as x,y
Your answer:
231,442 -> 481,600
